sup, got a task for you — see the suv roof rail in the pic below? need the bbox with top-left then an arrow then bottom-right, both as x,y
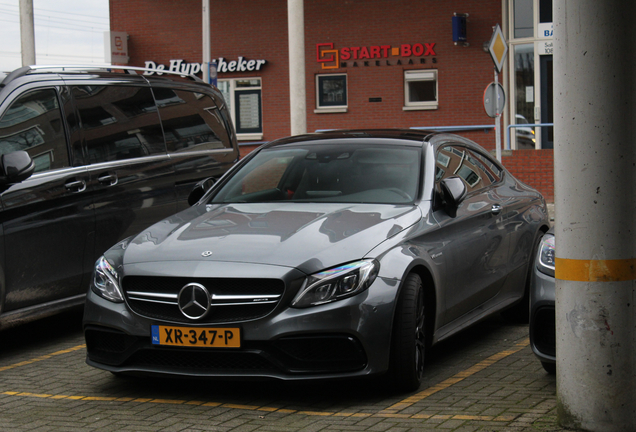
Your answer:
0,66 -> 32,88
1,64 -> 205,87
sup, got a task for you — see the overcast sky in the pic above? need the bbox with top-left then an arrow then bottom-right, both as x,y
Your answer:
0,0 -> 109,71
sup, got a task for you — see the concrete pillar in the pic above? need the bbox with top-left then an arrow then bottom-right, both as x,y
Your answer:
19,0 -> 35,66
202,0 -> 211,83
554,1 -> 636,430
287,0 -> 307,135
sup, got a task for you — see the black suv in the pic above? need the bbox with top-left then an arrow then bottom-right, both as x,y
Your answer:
0,65 -> 240,328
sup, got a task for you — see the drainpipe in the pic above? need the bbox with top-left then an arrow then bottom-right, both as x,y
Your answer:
202,0 -> 211,83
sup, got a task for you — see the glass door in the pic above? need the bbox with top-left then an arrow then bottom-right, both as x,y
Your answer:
513,44 -> 536,149
539,55 -> 553,149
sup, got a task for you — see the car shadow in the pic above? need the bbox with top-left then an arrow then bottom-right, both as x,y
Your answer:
0,309 -> 538,411
0,308 -> 84,358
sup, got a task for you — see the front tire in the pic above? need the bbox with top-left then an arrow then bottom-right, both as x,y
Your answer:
502,231 -> 544,323
389,273 -> 426,392
541,361 -> 556,374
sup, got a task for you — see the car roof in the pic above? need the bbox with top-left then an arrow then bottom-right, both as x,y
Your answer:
261,129 -> 438,149
261,129 -> 496,155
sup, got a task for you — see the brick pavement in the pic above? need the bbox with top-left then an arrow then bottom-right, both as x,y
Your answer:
0,310 -> 575,431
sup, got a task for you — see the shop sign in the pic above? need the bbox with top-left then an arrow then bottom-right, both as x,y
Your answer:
143,57 -> 267,76
316,42 -> 437,70
538,41 -> 554,55
104,31 -> 129,64
538,22 -> 553,38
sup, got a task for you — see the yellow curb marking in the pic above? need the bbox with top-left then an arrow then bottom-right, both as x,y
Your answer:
556,257 -> 636,282
0,340 -> 530,422
298,411 -> 334,416
0,390 -> 519,421
150,399 -> 185,404
382,338 -> 530,413
0,344 -> 86,372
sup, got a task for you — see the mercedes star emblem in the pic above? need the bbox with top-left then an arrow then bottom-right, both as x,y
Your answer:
177,283 -> 211,320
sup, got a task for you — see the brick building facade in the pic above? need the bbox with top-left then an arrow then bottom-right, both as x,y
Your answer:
109,0 -> 554,202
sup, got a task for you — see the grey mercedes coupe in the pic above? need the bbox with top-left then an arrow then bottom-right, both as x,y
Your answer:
83,129 -> 550,392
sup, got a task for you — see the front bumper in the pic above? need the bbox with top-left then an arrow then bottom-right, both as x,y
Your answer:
83,274 -> 400,381
529,264 -> 555,365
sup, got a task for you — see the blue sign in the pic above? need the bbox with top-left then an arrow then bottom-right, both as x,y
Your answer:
452,15 -> 467,43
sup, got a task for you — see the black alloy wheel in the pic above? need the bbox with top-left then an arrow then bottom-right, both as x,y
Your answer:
390,273 -> 425,392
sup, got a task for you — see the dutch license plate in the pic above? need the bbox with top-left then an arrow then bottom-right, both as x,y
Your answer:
151,325 -> 240,348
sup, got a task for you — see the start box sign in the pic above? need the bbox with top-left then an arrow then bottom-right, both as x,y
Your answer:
104,31 -> 129,65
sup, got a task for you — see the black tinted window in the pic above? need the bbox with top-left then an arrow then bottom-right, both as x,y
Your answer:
155,89 -> 230,152
435,145 -> 501,193
72,85 -> 166,163
0,88 -> 69,172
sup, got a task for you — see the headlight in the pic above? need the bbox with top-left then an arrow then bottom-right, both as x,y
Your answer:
536,234 -> 555,277
92,256 -> 124,302
291,260 -> 379,308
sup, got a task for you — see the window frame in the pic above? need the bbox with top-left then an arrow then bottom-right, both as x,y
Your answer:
315,73 -> 348,113
217,78 -> 263,141
403,69 -> 438,111
435,144 -> 503,197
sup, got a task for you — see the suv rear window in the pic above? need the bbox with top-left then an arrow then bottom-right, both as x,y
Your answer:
72,85 -> 166,163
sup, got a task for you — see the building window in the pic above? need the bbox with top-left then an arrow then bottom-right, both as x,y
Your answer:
315,74 -> 347,113
403,69 -> 438,111
218,78 -> 262,140
508,0 -> 553,149
513,0 -> 534,38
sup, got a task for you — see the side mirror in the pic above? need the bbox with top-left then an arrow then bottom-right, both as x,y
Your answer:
0,151 -> 35,185
188,177 -> 217,206
440,176 -> 466,218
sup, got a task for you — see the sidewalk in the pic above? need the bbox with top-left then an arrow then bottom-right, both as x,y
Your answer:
0,311 -> 576,431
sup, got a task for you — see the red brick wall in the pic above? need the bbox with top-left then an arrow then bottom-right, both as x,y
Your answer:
110,0 -> 291,140
110,1 -> 556,202
110,0 -> 502,151
502,149 -> 554,202
304,0 -> 502,152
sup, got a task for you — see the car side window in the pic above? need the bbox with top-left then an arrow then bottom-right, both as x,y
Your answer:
435,145 -> 502,194
72,85 -> 166,164
154,88 -> 231,152
0,88 -> 70,173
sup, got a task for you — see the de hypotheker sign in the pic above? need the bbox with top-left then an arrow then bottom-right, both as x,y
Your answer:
143,57 -> 267,76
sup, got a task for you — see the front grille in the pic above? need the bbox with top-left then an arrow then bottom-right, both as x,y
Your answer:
86,327 -> 137,353
127,349 -> 276,372
272,335 -> 367,373
532,306 -> 556,356
85,326 -> 142,365
122,276 -> 285,324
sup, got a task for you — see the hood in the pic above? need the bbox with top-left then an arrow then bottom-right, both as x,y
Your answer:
123,202 -> 422,274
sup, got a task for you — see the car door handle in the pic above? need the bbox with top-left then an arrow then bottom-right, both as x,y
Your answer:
65,179 -> 87,193
491,204 -> 502,215
98,173 -> 118,186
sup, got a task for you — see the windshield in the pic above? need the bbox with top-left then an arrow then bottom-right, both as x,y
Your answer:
211,143 -> 421,204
